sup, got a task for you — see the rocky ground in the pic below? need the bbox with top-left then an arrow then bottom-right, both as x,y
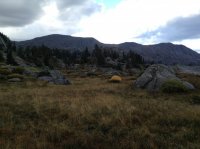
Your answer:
175,65 -> 200,76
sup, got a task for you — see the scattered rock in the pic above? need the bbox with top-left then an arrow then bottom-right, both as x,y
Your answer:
174,65 -> 200,76
134,64 -> 195,91
128,68 -> 142,76
14,56 -> 28,67
37,69 -> 70,85
182,81 -> 195,90
24,67 -> 41,77
50,70 -> 70,85
38,76 -> 53,82
85,69 -> 98,77
100,68 -> 121,76
24,69 -> 38,77
105,57 -> 118,68
8,78 -> 22,82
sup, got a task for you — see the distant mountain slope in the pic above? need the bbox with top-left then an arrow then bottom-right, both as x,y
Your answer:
17,34 -> 102,50
17,34 -> 200,65
118,42 -> 200,65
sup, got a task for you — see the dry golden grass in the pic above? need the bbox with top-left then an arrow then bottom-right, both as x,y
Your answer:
177,73 -> 200,89
0,74 -> 200,149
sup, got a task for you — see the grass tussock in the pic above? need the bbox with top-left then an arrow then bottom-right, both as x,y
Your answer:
7,73 -> 24,79
177,73 -> 200,89
0,75 -> 200,149
161,79 -> 189,93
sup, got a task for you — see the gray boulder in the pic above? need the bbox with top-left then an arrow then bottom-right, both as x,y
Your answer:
50,70 -> 70,85
134,64 -> 195,91
13,56 -> 28,67
37,70 -> 70,85
182,81 -> 195,90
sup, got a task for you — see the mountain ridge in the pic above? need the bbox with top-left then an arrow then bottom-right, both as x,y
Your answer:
17,34 -> 200,65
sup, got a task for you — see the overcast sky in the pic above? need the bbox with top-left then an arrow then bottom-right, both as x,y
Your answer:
0,0 -> 200,52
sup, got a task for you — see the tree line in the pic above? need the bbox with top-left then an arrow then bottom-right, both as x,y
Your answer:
0,32 -> 16,64
0,32 -> 144,69
16,44 -> 144,69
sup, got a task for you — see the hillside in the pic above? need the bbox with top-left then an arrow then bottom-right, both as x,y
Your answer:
17,34 -> 200,65
118,42 -> 200,65
17,34 -> 102,51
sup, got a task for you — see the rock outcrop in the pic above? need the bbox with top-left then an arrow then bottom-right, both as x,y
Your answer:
134,64 -> 195,91
38,70 -> 70,85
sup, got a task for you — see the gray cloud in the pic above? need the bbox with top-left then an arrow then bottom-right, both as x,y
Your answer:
0,0 -> 101,27
56,0 -> 86,9
56,0 -> 102,21
54,0 -> 101,36
0,0 -> 46,27
139,14 -> 200,42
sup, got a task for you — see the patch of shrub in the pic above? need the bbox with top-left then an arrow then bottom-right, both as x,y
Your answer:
177,73 -> 200,89
0,68 -> 11,75
12,66 -> 25,74
191,95 -> 200,104
7,73 -> 24,79
161,80 -> 189,93
26,66 -> 41,73
0,62 -> 6,66
0,51 -> 5,62
0,74 -> 7,80
37,70 -> 50,77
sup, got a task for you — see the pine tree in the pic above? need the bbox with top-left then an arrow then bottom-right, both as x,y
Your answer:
7,48 -> 16,65
93,44 -> 105,66
81,47 -> 90,63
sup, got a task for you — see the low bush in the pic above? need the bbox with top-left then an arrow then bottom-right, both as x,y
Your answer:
7,73 -> 24,79
0,51 -> 5,62
161,80 -> 189,93
0,68 -> 11,75
38,70 -> 50,77
12,66 -> 25,74
191,95 -> 200,104
177,73 -> 200,89
26,66 -> 41,72
0,74 -> 7,80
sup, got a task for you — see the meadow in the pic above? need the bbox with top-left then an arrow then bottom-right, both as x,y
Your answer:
0,72 -> 200,149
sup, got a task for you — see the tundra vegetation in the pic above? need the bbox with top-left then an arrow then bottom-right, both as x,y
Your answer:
0,71 -> 200,149
0,33 -> 200,149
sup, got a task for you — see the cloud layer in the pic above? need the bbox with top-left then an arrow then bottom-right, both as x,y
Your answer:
0,0 -> 46,27
0,0 -> 101,27
139,14 -> 200,42
57,0 -> 101,22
